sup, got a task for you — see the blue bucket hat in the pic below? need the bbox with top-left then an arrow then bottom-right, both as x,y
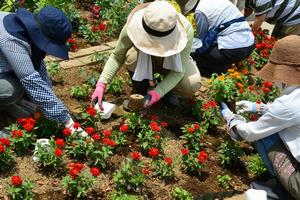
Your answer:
17,6 -> 72,60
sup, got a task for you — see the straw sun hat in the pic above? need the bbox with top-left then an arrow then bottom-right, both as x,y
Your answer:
257,35 -> 300,85
126,1 -> 187,57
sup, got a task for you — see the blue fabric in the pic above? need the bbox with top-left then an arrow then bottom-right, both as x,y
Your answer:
194,17 -> 246,55
254,133 -> 280,176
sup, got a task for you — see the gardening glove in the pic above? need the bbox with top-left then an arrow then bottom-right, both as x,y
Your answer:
65,118 -> 88,137
236,100 -> 256,114
220,102 -> 234,122
144,90 -> 161,108
91,80 -> 106,108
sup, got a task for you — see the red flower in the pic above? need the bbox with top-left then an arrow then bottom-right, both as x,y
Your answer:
197,151 -> 208,163
91,25 -> 98,32
90,167 -> 101,177
70,168 -> 80,179
0,144 -> 5,153
160,122 -> 168,128
150,121 -> 161,132
17,118 -> 27,124
102,130 -> 112,137
92,133 -> 101,141
255,44 -> 262,49
12,130 -> 22,138
23,123 -> 34,132
148,148 -> 159,157
239,89 -> 244,93
0,138 -> 10,146
11,176 -> 22,186
187,127 -> 195,134
189,97 -> 196,105
55,138 -> 65,147
98,23 -> 106,31
54,148 -> 63,157
164,157 -> 173,166
242,69 -> 248,75
103,138 -> 117,147
130,151 -> 141,161
85,127 -> 95,135
73,122 -> 81,130
119,124 -> 129,133
151,115 -> 158,121
154,135 -> 161,140
194,123 -> 200,129
236,82 -> 244,88
143,168 -> 151,175
67,37 -> 75,43
86,106 -> 97,117
248,85 -> 255,90
25,118 -> 36,125
63,128 -> 72,136
262,81 -> 273,88
74,162 -> 84,170
181,148 -> 189,156
262,87 -> 271,93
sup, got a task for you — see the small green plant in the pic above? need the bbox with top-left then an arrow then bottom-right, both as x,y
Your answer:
70,84 -> 91,99
180,123 -> 207,152
0,138 -> 14,171
114,155 -> 146,193
90,51 -> 109,65
79,24 -> 102,45
107,76 -> 124,95
109,191 -> 143,200
217,175 -> 232,189
247,154 -> 268,177
153,157 -> 175,179
218,140 -> 244,167
62,163 -> 99,198
201,100 -> 222,127
172,187 -> 193,200
181,149 -> 208,176
7,176 -> 34,200
46,61 -> 60,77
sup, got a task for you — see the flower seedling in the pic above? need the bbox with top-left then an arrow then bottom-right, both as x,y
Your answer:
7,176 -> 34,200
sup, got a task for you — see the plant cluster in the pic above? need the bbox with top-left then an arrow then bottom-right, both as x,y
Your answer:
0,137 -> 14,171
180,123 -> 206,152
7,175 -> 34,200
152,157 -> 175,179
247,154 -> 268,177
180,148 -> 208,176
218,140 -> 244,167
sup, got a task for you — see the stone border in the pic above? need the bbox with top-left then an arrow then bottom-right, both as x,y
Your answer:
45,40 -> 117,69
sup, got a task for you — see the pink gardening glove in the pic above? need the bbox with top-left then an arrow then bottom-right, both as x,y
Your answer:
144,90 -> 161,108
91,81 -> 106,106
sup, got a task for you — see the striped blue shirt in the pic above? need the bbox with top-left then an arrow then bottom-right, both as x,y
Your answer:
0,11 -> 70,122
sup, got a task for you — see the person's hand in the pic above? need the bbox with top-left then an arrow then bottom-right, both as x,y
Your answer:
220,102 -> 234,122
144,90 -> 161,108
244,7 -> 253,18
236,100 -> 256,114
91,81 -> 106,107
65,118 -> 88,137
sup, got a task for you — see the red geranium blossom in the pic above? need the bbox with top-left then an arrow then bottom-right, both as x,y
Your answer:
73,122 -> 81,130
90,167 -> 101,177
181,148 -> 189,155
262,81 -> 273,88
102,130 -> 112,137
98,23 -> 106,31
85,127 -> 95,135
92,133 -> 101,141
148,147 -> 159,157
194,123 -> 200,129
119,124 -> 129,133
70,168 -> 80,179
102,138 -> 117,147
0,138 -> 10,146
262,87 -> 271,93
154,135 -> 161,140
143,168 -> 151,175
86,106 -> 97,117
160,122 -> 168,127
197,151 -> 208,163
55,138 -> 65,147
12,130 -> 23,138
164,157 -> 173,166
187,127 -> 195,134
149,121 -> 161,132
151,115 -> 158,121
54,148 -> 63,157
11,175 -> 22,186
63,128 -> 72,136
0,144 -> 5,153
23,123 -> 34,132
130,151 -> 141,161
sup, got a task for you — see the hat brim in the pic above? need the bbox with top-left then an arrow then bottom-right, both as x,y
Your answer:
256,62 -> 300,85
182,0 -> 198,15
126,3 -> 187,57
17,8 -> 69,60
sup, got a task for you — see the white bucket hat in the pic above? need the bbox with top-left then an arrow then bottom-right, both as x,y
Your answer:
126,1 -> 187,57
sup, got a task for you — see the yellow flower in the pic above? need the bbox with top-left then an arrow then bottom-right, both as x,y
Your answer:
227,69 -> 235,73
217,75 -> 225,81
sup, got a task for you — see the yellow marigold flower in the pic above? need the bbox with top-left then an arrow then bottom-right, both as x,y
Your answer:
227,69 -> 235,73
217,75 -> 225,81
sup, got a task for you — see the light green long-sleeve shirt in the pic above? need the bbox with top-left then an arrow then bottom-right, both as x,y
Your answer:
99,14 -> 194,97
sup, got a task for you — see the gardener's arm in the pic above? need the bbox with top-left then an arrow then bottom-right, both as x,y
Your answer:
229,102 -> 296,142
0,41 -> 71,122
252,14 -> 267,32
251,0 -> 271,32
154,22 -> 194,97
194,10 -> 209,40
99,25 -> 133,84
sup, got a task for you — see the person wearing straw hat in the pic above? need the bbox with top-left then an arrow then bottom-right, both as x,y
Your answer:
244,0 -> 300,38
91,1 -> 201,108
220,35 -> 300,200
0,6 -> 87,136
175,0 -> 254,77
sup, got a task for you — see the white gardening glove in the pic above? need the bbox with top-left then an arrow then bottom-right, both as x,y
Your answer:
65,118 -> 88,137
236,100 -> 256,114
220,102 -> 234,122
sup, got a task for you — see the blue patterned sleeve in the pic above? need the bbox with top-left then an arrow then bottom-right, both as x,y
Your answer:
38,61 -> 53,88
0,41 -> 70,122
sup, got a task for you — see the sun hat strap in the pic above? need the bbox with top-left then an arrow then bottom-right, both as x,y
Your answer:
269,59 -> 300,68
142,18 -> 176,37
33,14 -> 65,44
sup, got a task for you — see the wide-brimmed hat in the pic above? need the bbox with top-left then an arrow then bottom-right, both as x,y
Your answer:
126,1 -> 187,57
256,35 -> 300,85
175,0 -> 199,15
17,6 -> 72,60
